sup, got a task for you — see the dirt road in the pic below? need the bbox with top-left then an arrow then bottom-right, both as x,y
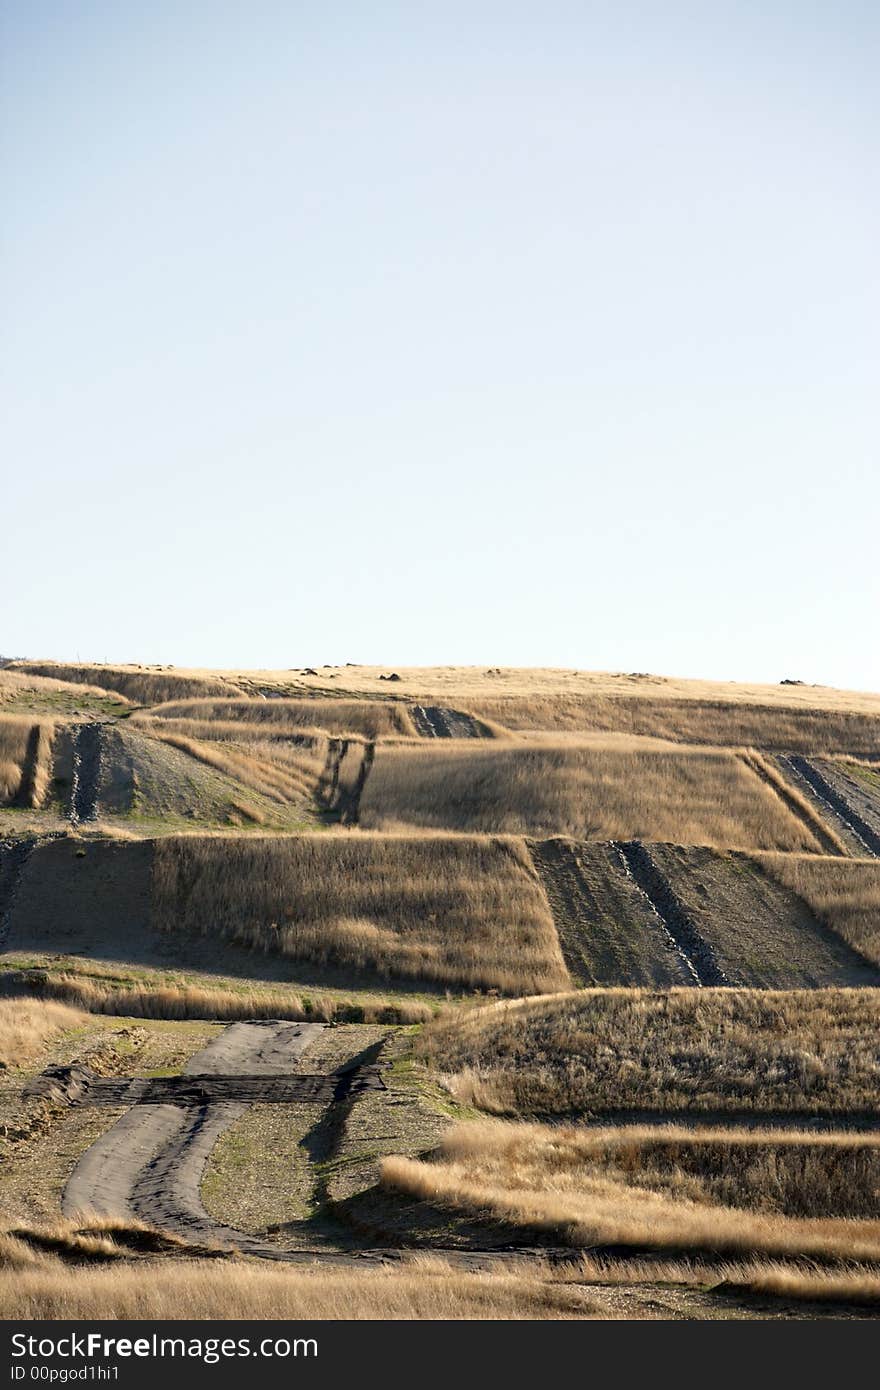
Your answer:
63,1021 -> 325,1253
612,841 -> 727,986
0,838 -> 37,949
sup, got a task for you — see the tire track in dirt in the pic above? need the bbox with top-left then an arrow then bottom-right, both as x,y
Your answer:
317,739 -> 374,824
739,750 -> 847,856
410,706 -> 487,738
69,724 -> 104,825
55,1020 -> 880,1275
612,841 -> 729,986
317,738 -> 344,806
780,756 -> 880,858
34,1068 -> 386,1107
339,739 -> 374,824
63,1022 -> 325,1249
652,844 -> 880,988
528,839 -> 695,987
528,839 -> 601,986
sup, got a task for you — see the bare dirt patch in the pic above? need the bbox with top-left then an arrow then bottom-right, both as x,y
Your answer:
201,1024 -> 390,1241
410,707 -> 490,738
781,758 -> 880,856
529,839 -> 694,987
648,845 -> 880,987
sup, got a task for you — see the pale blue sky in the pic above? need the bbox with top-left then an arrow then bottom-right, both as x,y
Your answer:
3,3 -> 878,689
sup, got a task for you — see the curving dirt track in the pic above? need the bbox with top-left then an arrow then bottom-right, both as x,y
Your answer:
63,1021 -> 325,1254
47,1017 -> 880,1294
59,1022 -> 535,1269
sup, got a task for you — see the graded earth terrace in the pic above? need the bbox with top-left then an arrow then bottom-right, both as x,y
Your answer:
1,660 -> 879,1320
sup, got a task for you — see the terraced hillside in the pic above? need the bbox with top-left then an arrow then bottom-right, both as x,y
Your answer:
2,833 -> 567,998
2,661 -> 880,1320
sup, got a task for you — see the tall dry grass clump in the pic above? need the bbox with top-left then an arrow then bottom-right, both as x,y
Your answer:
0,716 -> 54,806
419,988 -> 880,1115
0,1238 -> 594,1320
1,972 -> 431,1025
381,1120 -> 880,1264
148,698 -> 418,739
0,999 -> 87,1068
757,855 -> 880,967
28,722 -> 55,809
358,740 -> 823,851
152,834 -> 568,995
566,1252 -> 880,1305
0,717 -> 30,802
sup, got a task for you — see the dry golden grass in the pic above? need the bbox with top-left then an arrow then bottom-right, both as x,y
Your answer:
152,834 -> 568,995
0,668 -> 128,706
566,1253 -> 880,1305
140,724 -> 328,806
11,663 -> 234,704
419,989 -> 880,1115
0,716 -> 30,802
148,697 -> 418,739
4,973 -> 431,1025
719,1262 -> 880,1304
29,722 -> 55,809
739,749 -> 847,855
132,715 -> 327,747
0,999 -> 87,1069
0,716 -> 54,806
382,1120 -> 880,1263
466,693 -> 880,754
358,738 -> 823,851
114,664 -> 880,714
1,1230 -> 875,1315
16,660 -> 880,720
550,1125 -> 880,1218
0,1237 -> 596,1320
757,855 -> 880,968
0,1218 -> 196,1265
